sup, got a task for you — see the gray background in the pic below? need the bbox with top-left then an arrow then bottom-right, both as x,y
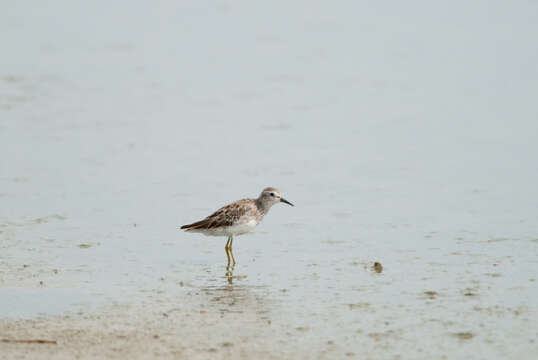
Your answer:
1,1 -> 537,358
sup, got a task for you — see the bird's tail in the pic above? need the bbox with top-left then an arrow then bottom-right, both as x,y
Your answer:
180,219 -> 209,231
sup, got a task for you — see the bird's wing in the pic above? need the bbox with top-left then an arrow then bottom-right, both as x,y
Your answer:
181,200 -> 251,230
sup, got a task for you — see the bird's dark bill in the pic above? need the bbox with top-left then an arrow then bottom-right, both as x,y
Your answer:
280,197 -> 294,206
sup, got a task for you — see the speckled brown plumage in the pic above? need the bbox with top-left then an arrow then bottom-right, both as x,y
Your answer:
180,199 -> 262,230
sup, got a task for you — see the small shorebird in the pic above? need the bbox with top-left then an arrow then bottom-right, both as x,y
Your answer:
180,187 -> 294,265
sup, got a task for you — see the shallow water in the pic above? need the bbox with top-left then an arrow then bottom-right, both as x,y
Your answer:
0,287 -> 99,318
1,1 -> 538,358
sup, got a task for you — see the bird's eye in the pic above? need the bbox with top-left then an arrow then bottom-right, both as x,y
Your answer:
270,193 -> 275,197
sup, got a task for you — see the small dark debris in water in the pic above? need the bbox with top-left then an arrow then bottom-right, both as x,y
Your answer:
453,332 -> 474,340
345,352 -> 356,357
3,75 -> 24,83
267,320 -> 271,325
424,291 -> 437,299
153,334 -> 159,339
39,281 -> 44,286
162,313 -> 168,317
23,264 -> 29,268
207,348 -> 217,353
464,292 -> 476,297
160,277 -> 165,281
327,340 -> 334,345
296,326 -> 309,332
34,215 -> 66,224
133,223 -> 137,227
52,269 -> 59,274
178,281 -> 184,287
1,339 -> 57,345
221,342 -> 233,347
373,262 -> 383,273
78,244 -> 91,248
348,302 -> 370,310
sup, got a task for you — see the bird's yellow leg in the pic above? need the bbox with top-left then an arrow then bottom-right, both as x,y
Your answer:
229,236 -> 236,265
225,236 -> 233,268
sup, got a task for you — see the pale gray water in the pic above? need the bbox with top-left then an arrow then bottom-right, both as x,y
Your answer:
1,1 -> 537,358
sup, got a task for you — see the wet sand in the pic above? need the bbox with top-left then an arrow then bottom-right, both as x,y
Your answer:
1,220 -> 536,359
1,288 -> 283,360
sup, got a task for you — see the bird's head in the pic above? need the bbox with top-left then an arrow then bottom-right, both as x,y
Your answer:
258,187 -> 294,208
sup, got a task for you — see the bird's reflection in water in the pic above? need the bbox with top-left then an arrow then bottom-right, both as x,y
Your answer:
225,237 -> 236,267
225,262 -> 235,284
225,245 -> 236,284
198,261 -> 269,319
201,277 -> 258,312
225,256 -> 248,284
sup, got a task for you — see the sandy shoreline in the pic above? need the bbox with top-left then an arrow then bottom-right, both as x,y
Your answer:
0,284 -> 352,360
1,216 -> 537,359
2,266 -> 536,360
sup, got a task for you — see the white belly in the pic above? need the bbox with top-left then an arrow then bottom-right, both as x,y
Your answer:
193,219 -> 259,237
